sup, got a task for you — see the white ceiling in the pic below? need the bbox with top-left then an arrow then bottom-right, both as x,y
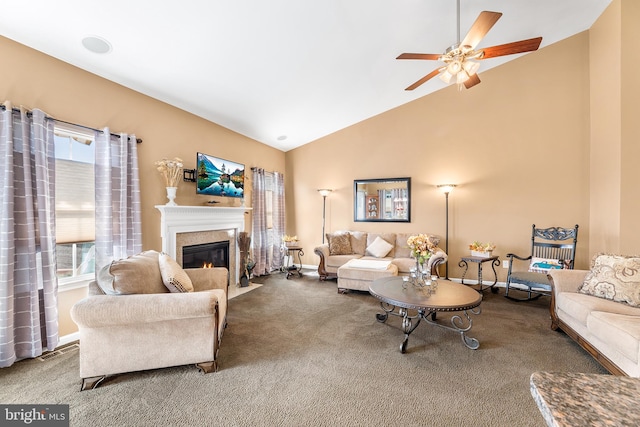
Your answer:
0,0 -> 611,151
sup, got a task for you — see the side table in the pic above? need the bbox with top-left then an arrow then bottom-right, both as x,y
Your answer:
283,246 -> 304,279
459,255 -> 500,293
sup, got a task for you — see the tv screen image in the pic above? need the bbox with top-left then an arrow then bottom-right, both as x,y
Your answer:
196,152 -> 245,199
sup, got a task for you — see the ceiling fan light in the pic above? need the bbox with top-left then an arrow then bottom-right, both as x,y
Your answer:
439,69 -> 454,84
455,71 -> 470,84
463,60 -> 480,75
447,60 -> 462,74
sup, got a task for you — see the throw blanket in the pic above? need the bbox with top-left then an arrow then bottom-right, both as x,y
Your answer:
345,259 -> 392,270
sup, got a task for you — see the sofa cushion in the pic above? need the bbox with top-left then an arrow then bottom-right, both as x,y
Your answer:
587,311 -> 640,363
326,254 -> 361,269
392,257 -> 416,274
159,252 -> 194,293
96,250 -> 167,295
366,233 -> 396,258
349,231 -> 368,255
557,292 -> 640,327
326,231 -> 353,255
579,254 -> 640,307
366,236 -> 394,258
395,233 -> 412,258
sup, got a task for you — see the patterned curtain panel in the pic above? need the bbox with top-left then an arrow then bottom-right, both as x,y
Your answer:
251,168 -> 269,275
270,172 -> 285,271
94,129 -> 142,271
0,106 -> 59,367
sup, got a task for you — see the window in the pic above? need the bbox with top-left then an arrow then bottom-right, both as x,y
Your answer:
54,124 -> 95,285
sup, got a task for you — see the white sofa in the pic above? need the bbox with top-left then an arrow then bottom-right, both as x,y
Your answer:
548,266 -> 640,377
314,231 -> 447,282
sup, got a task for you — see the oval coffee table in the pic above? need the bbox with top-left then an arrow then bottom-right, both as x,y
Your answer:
369,276 -> 482,353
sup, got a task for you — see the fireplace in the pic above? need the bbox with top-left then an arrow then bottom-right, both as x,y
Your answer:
156,205 -> 251,286
182,241 -> 230,269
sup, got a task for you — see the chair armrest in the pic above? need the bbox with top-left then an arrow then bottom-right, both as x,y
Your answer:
185,267 -> 228,292
314,245 -> 330,260
547,269 -> 589,295
71,291 -> 222,328
314,244 -> 332,280
505,253 -> 532,262
427,248 -> 448,277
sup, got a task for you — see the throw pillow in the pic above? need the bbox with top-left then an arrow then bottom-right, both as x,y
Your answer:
349,231 -> 368,255
96,250 -> 167,295
366,236 -> 394,258
159,252 -> 194,293
578,254 -> 640,307
529,257 -> 567,273
326,232 -> 352,255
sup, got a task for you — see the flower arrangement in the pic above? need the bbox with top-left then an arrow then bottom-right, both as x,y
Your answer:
407,234 -> 436,265
155,157 -> 184,187
282,235 -> 298,242
469,241 -> 496,252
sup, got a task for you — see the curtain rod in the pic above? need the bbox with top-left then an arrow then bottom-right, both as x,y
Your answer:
0,104 -> 143,144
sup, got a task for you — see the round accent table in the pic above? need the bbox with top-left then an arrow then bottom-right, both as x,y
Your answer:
369,276 -> 482,353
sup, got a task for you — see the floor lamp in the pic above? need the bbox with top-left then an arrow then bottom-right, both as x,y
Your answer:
437,184 -> 456,279
317,189 -> 333,244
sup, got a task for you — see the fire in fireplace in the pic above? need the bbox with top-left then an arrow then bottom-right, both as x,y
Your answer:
182,241 -> 230,270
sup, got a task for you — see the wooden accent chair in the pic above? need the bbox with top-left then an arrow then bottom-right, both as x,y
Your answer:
504,224 -> 579,301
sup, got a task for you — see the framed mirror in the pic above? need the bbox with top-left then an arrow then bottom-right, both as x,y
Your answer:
354,177 -> 411,222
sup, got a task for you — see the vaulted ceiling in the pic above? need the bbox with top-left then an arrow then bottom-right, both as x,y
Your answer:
0,0 -> 611,151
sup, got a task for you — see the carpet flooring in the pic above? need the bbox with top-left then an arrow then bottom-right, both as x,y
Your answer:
0,271 -> 608,426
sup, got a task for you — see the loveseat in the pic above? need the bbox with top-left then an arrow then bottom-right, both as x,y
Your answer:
548,254 -> 640,377
314,231 -> 447,281
71,250 -> 229,390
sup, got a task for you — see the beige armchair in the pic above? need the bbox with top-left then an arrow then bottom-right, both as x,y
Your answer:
71,250 -> 228,390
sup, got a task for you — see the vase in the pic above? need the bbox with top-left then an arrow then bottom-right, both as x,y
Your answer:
165,187 -> 177,206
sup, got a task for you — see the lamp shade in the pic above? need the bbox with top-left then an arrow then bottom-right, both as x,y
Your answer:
317,189 -> 332,197
437,184 -> 456,194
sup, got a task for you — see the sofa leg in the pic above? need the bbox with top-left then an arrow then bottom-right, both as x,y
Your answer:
196,361 -> 218,374
80,375 -> 106,391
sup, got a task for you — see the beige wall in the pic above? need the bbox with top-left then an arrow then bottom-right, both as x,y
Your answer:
619,0 -> 640,254
288,31 -> 592,279
0,35 -> 285,336
589,0 -> 621,253
588,0 -> 640,255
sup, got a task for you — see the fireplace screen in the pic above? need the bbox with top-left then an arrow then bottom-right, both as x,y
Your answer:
182,241 -> 229,269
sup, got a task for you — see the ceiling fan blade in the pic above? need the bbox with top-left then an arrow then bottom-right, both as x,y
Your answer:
480,37 -> 543,59
405,69 -> 441,91
460,11 -> 502,49
396,53 -> 442,60
464,73 -> 481,89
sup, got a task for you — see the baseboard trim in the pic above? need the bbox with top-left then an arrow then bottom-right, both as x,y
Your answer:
58,332 -> 80,349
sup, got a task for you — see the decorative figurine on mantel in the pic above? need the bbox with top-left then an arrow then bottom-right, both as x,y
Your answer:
155,157 -> 183,206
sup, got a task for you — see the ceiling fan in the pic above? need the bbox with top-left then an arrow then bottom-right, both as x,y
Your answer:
397,0 -> 542,91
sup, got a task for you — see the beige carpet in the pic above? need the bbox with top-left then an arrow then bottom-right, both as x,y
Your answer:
228,282 -> 262,300
0,271 -> 608,426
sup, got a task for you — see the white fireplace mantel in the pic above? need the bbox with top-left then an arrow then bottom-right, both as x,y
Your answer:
155,205 -> 251,285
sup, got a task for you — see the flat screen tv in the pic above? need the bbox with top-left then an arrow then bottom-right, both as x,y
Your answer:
196,152 -> 245,199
